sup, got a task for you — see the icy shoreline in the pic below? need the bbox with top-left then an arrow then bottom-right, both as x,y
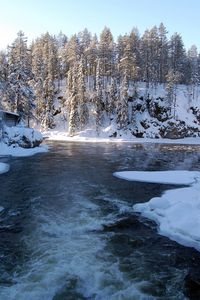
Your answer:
44,130 -> 200,145
0,125 -> 48,158
114,171 -> 200,252
0,142 -> 48,157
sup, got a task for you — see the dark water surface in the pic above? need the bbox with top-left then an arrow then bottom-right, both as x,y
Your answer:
1,141 -> 200,299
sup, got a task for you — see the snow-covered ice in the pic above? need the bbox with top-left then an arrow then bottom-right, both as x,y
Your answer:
0,142 -> 48,157
114,170 -> 198,185
0,162 -> 9,174
114,170 -> 200,252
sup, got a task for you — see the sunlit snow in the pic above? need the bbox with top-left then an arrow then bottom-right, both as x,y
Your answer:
114,170 -> 200,251
0,142 -> 48,157
44,129 -> 200,145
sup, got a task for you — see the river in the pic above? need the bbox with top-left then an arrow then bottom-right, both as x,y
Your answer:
1,141 -> 200,300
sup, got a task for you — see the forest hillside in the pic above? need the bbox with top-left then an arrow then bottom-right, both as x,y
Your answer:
0,24 -> 200,139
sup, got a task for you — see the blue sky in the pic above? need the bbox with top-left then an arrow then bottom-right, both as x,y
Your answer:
0,0 -> 199,50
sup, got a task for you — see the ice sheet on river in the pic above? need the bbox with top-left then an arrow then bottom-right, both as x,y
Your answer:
114,170 -> 200,252
0,162 -> 9,174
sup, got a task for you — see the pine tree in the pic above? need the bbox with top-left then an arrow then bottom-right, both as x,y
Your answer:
68,64 -> 79,136
77,57 -> 89,129
0,51 -> 8,110
66,34 -> 81,68
168,33 -> 186,83
41,74 -> 55,129
95,59 -> 104,134
84,34 -> 98,89
7,31 -> 34,125
117,73 -> 129,129
157,23 -> 169,83
140,26 -> 161,87
107,77 -> 118,118
118,34 -> 139,83
166,70 -> 181,117
99,27 -> 115,87
0,51 -> 8,82
31,33 -> 59,128
31,38 -> 46,122
77,28 -> 92,55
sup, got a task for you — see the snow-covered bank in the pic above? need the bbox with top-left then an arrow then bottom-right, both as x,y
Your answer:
0,162 -> 9,174
44,129 -> 200,145
114,171 -> 200,252
0,142 -> 48,157
0,125 -> 48,157
44,81 -> 200,142
3,125 -> 43,148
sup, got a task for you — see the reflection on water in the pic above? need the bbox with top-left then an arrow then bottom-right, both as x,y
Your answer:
0,141 -> 200,299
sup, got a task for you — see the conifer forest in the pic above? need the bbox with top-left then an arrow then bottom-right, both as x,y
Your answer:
0,24 -> 200,137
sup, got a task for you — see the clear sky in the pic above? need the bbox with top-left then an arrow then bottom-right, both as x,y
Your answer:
0,0 -> 200,50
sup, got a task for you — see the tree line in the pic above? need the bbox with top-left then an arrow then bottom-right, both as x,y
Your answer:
0,24 -> 199,134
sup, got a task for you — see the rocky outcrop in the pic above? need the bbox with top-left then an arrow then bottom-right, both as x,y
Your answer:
147,97 -> 170,122
161,120 -> 199,139
130,95 -> 200,139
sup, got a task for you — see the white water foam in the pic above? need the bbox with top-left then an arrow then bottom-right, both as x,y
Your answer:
0,192 -> 149,300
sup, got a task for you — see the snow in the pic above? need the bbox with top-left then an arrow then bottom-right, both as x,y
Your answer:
3,125 -> 43,147
1,125 -> 47,157
0,142 -> 48,157
114,170 -> 200,252
44,129 -> 200,145
114,170 -> 198,185
0,162 -> 9,174
46,81 -> 200,141
0,109 -> 19,117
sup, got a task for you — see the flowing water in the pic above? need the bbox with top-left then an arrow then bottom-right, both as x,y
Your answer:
1,141 -> 200,300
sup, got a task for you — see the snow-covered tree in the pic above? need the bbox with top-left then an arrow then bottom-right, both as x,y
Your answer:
117,73 -> 129,129
157,23 -> 169,83
0,51 -> 8,109
55,32 -> 68,83
66,34 -> 81,68
0,51 -> 8,82
84,34 -> 98,89
7,31 -> 34,125
140,26 -> 161,87
68,64 -> 79,136
95,59 -> 104,134
107,77 -> 118,118
77,57 -> 89,129
166,70 -> 182,117
99,27 -> 115,87
31,33 -> 59,128
168,33 -> 186,83
118,34 -> 139,83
